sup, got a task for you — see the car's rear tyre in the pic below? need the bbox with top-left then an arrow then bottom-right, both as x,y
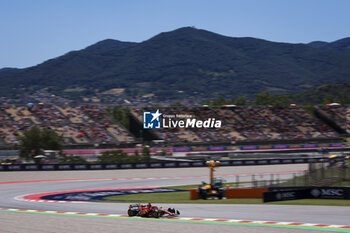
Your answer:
152,211 -> 160,218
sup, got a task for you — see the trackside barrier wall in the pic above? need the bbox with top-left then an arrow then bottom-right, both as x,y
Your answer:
226,187 -> 268,198
189,187 -> 268,200
263,187 -> 350,202
0,157 -> 344,172
171,143 -> 345,152
63,147 -> 173,156
0,143 -> 344,157
239,143 -> 344,150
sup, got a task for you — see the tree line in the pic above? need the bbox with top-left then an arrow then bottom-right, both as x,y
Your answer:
203,90 -> 350,107
15,126 -> 154,164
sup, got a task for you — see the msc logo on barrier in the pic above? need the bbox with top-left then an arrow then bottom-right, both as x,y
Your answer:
311,188 -> 344,198
276,192 -> 296,200
143,110 -> 162,129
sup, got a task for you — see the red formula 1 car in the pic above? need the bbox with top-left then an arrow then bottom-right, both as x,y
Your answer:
127,203 -> 180,218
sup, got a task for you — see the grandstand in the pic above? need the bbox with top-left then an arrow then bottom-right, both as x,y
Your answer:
317,105 -> 349,134
0,105 -> 135,148
0,104 -> 344,149
131,106 -> 340,145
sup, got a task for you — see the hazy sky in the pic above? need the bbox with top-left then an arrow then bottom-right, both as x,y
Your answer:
1,0 -> 349,68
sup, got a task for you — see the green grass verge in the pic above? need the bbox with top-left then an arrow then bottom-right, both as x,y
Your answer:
103,184 -> 350,206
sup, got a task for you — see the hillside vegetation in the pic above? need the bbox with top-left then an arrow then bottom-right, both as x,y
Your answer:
1,27 -> 350,100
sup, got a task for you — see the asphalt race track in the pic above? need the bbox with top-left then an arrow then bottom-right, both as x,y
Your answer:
1,164 -> 350,233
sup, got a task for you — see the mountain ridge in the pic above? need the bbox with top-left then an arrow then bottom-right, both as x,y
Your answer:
1,27 -> 350,100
